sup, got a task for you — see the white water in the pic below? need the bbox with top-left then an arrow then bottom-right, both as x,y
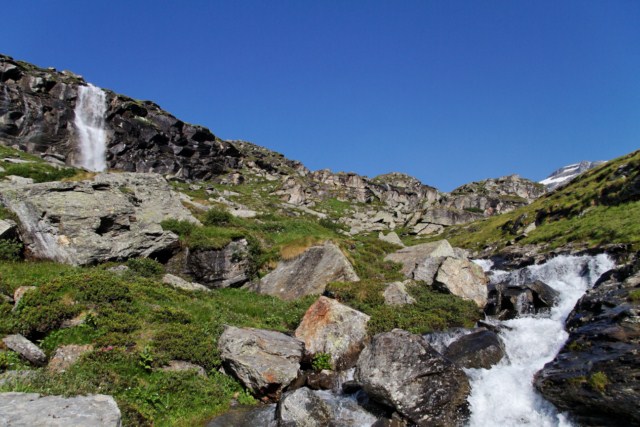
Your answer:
466,254 -> 614,427
74,84 -> 107,171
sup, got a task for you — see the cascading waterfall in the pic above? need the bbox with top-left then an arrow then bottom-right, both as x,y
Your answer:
466,254 -> 614,427
74,84 -> 107,171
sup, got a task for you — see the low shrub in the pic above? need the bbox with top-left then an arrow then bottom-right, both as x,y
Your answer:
126,258 -> 164,278
0,239 -> 22,261
202,207 -> 233,226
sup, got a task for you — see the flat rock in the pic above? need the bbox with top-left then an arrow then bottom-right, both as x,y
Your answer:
254,241 -> 359,300
218,326 -> 304,400
355,329 -> 470,427
383,281 -> 416,306
0,392 -> 121,426
2,334 -> 46,366
295,296 -> 370,370
434,257 -> 488,307
48,344 -> 93,373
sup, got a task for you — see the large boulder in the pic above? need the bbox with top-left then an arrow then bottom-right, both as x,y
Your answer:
295,296 -> 370,370
2,334 -> 46,366
0,392 -> 121,426
434,257 -> 488,307
253,241 -> 359,300
355,329 -> 470,426
485,280 -> 559,320
534,262 -> 640,426
218,326 -> 304,400
277,387 -> 377,427
184,239 -> 251,288
384,240 -> 455,279
443,329 -> 505,369
0,172 -> 198,265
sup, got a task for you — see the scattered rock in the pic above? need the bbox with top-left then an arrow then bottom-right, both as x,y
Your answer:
161,360 -> 207,377
106,264 -> 129,274
434,257 -> 488,307
485,280 -> 559,320
0,392 -> 121,426
378,231 -> 404,247
254,241 -> 359,300
535,261 -> 640,426
48,344 -> 93,373
162,273 -> 209,292
218,326 -> 304,400
443,329 -> 505,369
355,329 -> 470,426
2,334 -> 46,366
383,281 -> 416,306
277,387 -> 377,427
295,296 -> 370,370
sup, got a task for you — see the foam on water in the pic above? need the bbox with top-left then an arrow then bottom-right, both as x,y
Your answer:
74,84 -> 107,171
466,254 -> 614,427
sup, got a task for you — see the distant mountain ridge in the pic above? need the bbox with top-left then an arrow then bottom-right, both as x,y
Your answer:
540,160 -> 606,190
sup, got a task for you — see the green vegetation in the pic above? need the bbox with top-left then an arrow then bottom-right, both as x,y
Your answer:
0,239 -> 22,261
588,371 -> 609,393
629,289 -> 640,302
311,352 -> 332,371
430,150 -> 640,253
0,145 -> 83,183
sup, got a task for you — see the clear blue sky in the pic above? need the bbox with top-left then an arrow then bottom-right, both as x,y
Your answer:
2,1 -> 639,191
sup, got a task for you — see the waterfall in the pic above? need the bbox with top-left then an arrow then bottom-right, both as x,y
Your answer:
74,84 -> 107,171
466,254 -> 614,427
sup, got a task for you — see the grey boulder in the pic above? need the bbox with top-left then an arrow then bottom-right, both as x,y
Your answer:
2,334 -> 46,366
443,329 -> 505,369
434,257 -> 488,307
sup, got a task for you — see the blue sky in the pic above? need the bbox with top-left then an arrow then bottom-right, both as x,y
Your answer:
2,1 -> 639,191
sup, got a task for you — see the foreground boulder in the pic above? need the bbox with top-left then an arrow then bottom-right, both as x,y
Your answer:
534,262 -> 640,426
2,334 -> 46,366
295,296 -> 370,369
277,387 -> 377,427
218,326 -> 304,400
434,258 -> 488,307
252,241 -> 359,300
355,329 -> 470,426
485,280 -> 559,320
443,329 -> 505,369
0,173 -> 197,265
0,392 -> 121,426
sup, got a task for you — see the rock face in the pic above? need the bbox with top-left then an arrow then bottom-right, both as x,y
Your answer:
355,329 -> 470,426
434,258 -> 488,307
295,296 -> 370,370
0,392 -> 121,426
277,387 -> 377,427
2,334 -> 47,366
0,172 -> 197,265
485,280 -> 559,320
254,241 -> 359,300
218,326 -> 304,400
443,329 -> 505,369
184,239 -> 251,288
534,260 -> 640,426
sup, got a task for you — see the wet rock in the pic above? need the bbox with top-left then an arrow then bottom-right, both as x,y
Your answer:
0,173 -> 196,265
253,241 -> 359,300
535,261 -> 640,426
443,329 -> 505,369
0,392 -> 121,426
161,360 -> 207,377
434,257 -> 488,307
277,387 -> 377,427
383,281 -> 416,306
295,296 -> 370,369
306,369 -> 338,391
48,344 -> 93,373
184,239 -> 250,288
485,280 -> 559,320
355,329 -> 470,426
162,273 -> 209,292
206,404 -> 277,427
218,326 -> 304,400
2,334 -> 46,366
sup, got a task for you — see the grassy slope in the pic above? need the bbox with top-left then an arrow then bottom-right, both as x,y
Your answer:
428,149 -> 640,253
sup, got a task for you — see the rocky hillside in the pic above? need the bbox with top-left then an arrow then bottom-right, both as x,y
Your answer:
540,160 -> 606,191
1,54 -> 546,238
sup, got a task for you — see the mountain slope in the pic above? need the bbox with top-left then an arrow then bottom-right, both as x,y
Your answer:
540,160 -> 606,190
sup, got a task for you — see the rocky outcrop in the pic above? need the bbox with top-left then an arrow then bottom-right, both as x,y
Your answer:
295,297 -> 370,370
355,329 -> 470,426
0,172 -> 197,265
218,326 -> 304,400
47,344 -> 93,373
443,329 -> 505,369
2,334 -> 46,366
186,239 -> 250,288
534,259 -> 640,426
277,387 -> 377,427
485,280 -> 559,320
0,54 -> 241,180
434,258 -> 488,307
0,392 -> 121,426
252,241 -> 359,300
